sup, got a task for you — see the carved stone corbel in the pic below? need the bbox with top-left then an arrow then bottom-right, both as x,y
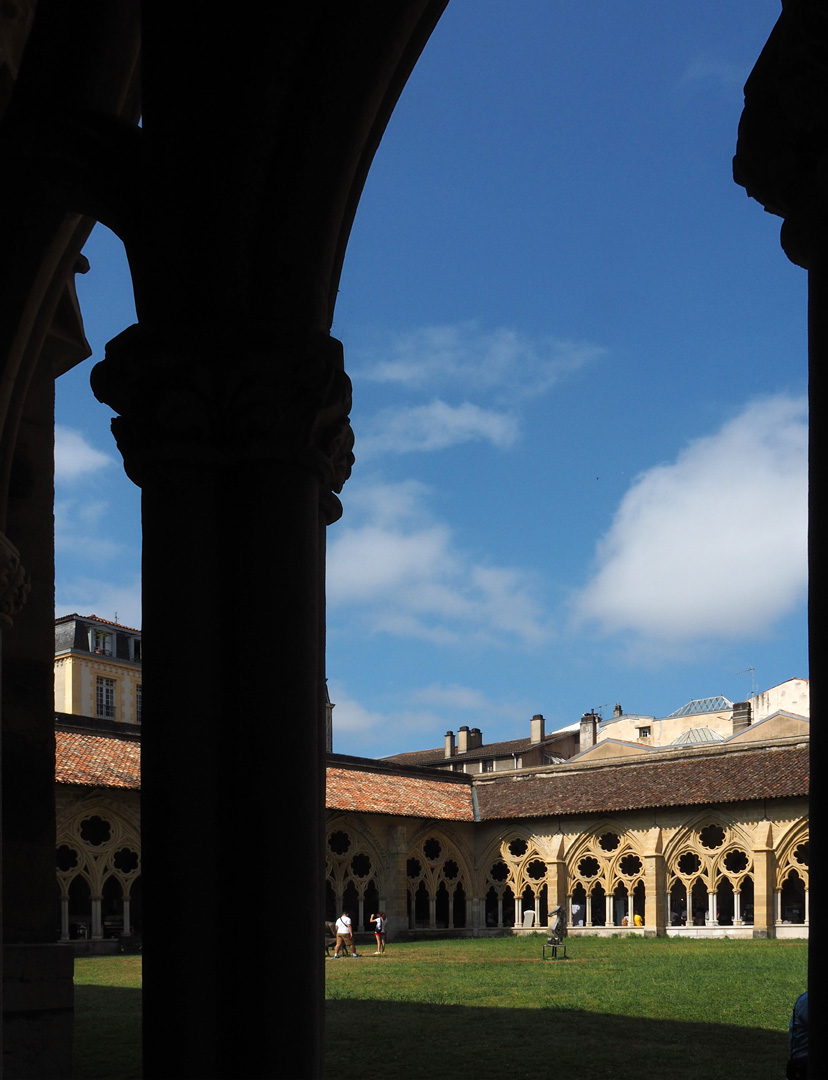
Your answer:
733,0 -> 828,268
0,531 -> 30,629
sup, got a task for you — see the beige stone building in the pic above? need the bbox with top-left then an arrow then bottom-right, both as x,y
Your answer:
55,716 -> 141,944
54,614 -> 142,726
53,615 -> 143,946
592,678 -> 809,749
384,712 -> 579,773
327,707 -> 809,944
53,669 -> 808,951
384,678 -> 809,771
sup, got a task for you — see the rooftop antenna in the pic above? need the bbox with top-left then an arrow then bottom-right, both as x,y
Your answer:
114,611 -> 119,624
735,666 -> 756,697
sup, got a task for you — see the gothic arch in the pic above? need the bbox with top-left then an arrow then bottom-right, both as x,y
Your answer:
478,829 -> 554,930
325,817 -> 386,931
774,819 -> 809,926
405,826 -> 471,931
56,795 -> 141,940
665,812 -> 756,927
564,821 -> 645,928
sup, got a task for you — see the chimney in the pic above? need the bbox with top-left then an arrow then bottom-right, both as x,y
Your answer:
468,727 -> 483,750
444,730 -> 455,759
580,710 -> 598,750
613,702 -> 623,719
530,713 -> 545,744
732,701 -> 752,735
457,725 -> 470,753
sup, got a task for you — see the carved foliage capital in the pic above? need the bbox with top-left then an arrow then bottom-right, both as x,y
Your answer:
734,0 -> 828,267
90,324 -> 354,493
0,532 -> 30,628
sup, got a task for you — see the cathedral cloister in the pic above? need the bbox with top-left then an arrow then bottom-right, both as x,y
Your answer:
0,4 -> 823,1078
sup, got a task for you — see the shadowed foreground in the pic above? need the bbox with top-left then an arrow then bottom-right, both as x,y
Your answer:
327,999 -> 787,1080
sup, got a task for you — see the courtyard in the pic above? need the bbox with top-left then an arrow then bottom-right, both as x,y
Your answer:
74,935 -> 805,1079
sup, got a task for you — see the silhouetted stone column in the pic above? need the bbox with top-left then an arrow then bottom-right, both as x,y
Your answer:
93,324 -> 353,1080
1,364 -> 74,1079
734,4 -> 826,1071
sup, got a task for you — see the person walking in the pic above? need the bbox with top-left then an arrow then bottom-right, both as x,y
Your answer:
333,911 -> 360,958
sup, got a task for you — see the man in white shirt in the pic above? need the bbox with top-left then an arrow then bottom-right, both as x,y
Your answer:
333,911 -> 359,957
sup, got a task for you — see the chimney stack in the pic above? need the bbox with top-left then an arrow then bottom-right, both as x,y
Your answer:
468,727 -> 483,750
613,703 -> 623,719
530,713 -> 545,744
457,726 -> 470,753
444,730 -> 455,759
580,710 -> 598,750
732,701 -> 752,735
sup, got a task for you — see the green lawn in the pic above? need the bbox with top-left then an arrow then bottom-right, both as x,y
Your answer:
73,936 -> 806,1079
73,956 -> 142,1080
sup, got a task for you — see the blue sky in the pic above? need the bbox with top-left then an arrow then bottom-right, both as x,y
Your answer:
55,1 -> 808,758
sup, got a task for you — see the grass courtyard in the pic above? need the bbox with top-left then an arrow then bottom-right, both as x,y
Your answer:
74,935 -> 805,1079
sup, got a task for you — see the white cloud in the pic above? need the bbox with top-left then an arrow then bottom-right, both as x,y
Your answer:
328,479 -> 550,647
574,394 -> 808,644
407,683 -> 538,726
357,400 -> 518,459
354,322 -> 602,402
327,682 -> 446,756
329,680 -> 549,757
55,576 -> 141,630
55,426 -> 112,481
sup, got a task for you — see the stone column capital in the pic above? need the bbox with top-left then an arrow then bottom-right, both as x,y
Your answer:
90,323 -> 354,501
734,0 -> 828,269
0,531 -> 30,629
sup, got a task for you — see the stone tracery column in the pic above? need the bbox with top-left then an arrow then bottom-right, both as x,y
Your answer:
90,896 -> 103,941
59,895 -> 70,942
751,823 -> 774,938
643,829 -> 665,935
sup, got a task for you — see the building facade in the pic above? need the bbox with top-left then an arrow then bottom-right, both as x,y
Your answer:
327,710 -> 809,944
55,715 -> 141,945
57,697 -> 808,953
54,614 -> 142,726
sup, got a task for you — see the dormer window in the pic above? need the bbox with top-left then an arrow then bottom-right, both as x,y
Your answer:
91,628 -> 113,656
638,726 -> 651,740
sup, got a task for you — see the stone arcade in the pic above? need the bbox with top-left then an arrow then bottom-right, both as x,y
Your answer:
0,4 -> 823,1078
327,711 -> 809,942
51,705 -> 809,947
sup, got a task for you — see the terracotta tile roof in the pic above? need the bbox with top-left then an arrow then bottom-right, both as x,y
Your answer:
382,746 -> 446,767
55,730 -> 140,790
475,744 -> 809,820
327,764 -> 475,820
55,612 -> 141,633
384,730 -> 573,767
